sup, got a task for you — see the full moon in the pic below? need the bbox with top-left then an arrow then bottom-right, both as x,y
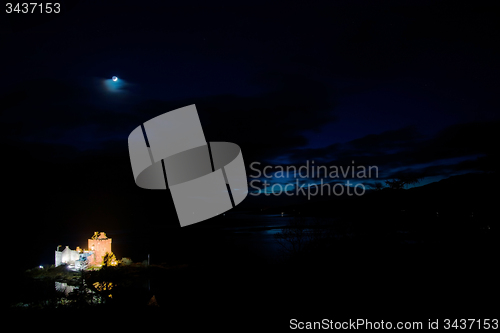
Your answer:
112,76 -> 118,81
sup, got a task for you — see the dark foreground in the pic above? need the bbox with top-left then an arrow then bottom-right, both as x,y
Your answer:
6,222 -> 498,330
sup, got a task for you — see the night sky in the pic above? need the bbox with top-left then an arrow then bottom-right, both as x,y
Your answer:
2,1 -> 500,267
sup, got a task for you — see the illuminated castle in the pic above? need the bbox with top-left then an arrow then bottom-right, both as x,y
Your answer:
55,231 -> 113,269
88,232 -> 112,266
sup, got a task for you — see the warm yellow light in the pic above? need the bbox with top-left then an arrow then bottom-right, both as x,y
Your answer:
93,281 -> 114,292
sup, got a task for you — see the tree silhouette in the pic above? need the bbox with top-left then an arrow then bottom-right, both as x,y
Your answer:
385,175 -> 424,189
372,182 -> 385,191
401,175 -> 423,189
102,252 -> 117,267
385,178 -> 405,190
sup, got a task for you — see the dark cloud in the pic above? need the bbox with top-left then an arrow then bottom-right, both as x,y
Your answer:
1,72 -> 336,157
345,126 -> 421,152
272,120 -> 499,182
119,72 -> 337,163
2,69 -> 497,191
1,78 -> 145,149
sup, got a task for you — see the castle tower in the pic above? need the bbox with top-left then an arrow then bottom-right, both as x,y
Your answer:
55,245 -> 62,267
88,232 -> 112,266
